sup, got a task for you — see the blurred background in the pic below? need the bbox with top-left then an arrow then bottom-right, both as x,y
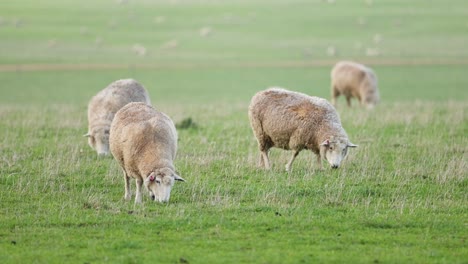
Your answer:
1,0 -> 467,104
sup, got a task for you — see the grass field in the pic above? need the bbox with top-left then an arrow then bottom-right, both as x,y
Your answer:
1,0 -> 467,263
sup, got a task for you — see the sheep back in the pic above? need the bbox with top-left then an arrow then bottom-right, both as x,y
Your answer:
109,102 -> 177,179
86,78 -> 151,155
249,87 -> 346,155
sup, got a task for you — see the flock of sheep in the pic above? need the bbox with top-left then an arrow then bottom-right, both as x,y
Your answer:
84,60 -> 379,203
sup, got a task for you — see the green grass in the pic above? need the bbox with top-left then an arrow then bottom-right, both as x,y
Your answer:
1,100 -> 466,263
0,0 -> 467,263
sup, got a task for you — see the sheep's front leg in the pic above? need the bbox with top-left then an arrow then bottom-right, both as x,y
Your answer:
134,178 -> 143,204
285,150 -> 300,172
331,87 -> 339,107
316,154 -> 323,170
124,170 -> 131,201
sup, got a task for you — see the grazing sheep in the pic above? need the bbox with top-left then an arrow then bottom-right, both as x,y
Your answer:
331,61 -> 379,109
132,43 -> 147,57
161,39 -> 178,49
365,47 -> 380,57
109,102 -> 185,203
248,87 -> 357,171
326,45 -> 337,57
84,79 -> 151,156
199,26 -> 213,37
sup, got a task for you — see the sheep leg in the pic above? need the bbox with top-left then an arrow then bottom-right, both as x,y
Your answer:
331,87 -> 339,106
261,150 -> 271,170
256,133 -> 271,169
123,170 -> 131,201
316,154 -> 323,169
346,96 -> 352,107
134,178 -> 143,204
258,153 -> 265,167
285,150 -> 300,172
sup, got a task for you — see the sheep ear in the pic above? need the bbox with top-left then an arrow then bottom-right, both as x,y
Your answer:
148,172 -> 156,182
83,133 -> 91,137
174,174 -> 186,182
320,139 -> 330,146
347,142 -> 358,148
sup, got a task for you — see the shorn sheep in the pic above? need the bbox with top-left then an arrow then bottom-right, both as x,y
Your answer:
331,61 -> 379,109
248,87 -> 357,171
109,102 -> 185,203
84,79 -> 151,156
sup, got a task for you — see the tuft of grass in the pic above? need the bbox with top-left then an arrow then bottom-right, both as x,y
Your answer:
176,117 -> 198,130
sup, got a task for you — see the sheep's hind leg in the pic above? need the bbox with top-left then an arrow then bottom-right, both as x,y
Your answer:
258,137 -> 271,169
258,153 -> 265,167
285,150 -> 300,172
123,170 -> 131,201
261,150 -> 271,170
346,96 -> 352,107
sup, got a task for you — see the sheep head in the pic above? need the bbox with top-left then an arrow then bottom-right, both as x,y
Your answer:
145,168 -> 185,203
320,136 -> 357,169
83,127 -> 110,156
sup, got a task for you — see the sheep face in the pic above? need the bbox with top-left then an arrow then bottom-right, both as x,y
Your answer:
145,168 -> 185,203
320,137 -> 357,169
84,128 -> 110,156
363,90 -> 379,109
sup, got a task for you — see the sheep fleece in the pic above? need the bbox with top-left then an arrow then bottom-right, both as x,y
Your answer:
109,102 -> 177,182
331,61 -> 379,107
248,87 -> 348,156
86,79 -> 151,154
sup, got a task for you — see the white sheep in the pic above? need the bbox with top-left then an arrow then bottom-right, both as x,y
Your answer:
248,87 -> 357,171
131,43 -> 147,57
109,102 -> 185,203
331,61 -> 379,109
84,79 -> 151,156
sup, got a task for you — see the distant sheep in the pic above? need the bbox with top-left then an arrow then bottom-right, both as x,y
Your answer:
331,61 -> 379,109
110,102 -> 185,203
84,79 -> 151,156
248,87 -> 357,171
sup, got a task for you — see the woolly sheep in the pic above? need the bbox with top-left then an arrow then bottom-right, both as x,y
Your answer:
109,102 -> 185,203
248,87 -> 357,171
331,61 -> 379,109
84,79 -> 151,156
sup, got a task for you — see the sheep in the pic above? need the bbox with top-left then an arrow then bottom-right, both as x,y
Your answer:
109,102 -> 185,203
331,61 -> 379,109
84,79 -> 151,156
199,26 -> 213,37
248,87 -> 357,172
131,43 -> 147,57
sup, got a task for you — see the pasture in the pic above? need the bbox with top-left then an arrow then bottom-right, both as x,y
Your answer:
0,0 -> 467,263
